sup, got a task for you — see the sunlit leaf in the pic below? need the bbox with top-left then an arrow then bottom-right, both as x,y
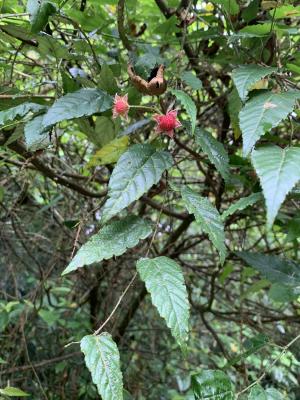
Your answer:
87,136 -> 129,166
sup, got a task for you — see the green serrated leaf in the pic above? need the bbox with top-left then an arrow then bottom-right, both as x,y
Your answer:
181,186 -> 226,264
136,257 -> 190,348
81,333 -> 123,400
248,385 -> 267,400
239,91 -> 299,156
0,103 -> 45,127
251,145 -> 300,227
236,251 -> 300,287
191,370 -> 234,400
88,136 -> 129,167
27,0 -> 57,33
222,192 -> 262,220
62,215 -> 152,275
232,65 -> 277,102
24,114 -> 51,151
171,89 -> 197,134
181,71 -> 202,90
42,89 -> 112,128
195,128 -> 230,181
101,144 -> 172,223
0,387 -> 30,397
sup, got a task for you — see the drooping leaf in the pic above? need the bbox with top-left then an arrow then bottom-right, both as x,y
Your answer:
171,89 -> 197,133
232,65 -> 277,102
0,387 -> 30,397
42,89 -> 112,128
87,136 -> 129,167
181,186 -> 226,264
81,333 -> 123,400
101,144 -> 172,223
236,251 -> 300,287
181,71 -> 202,90
62,215 -> 152,275
24,114 -> 51,151
195,128 -> 230,180
239,91 -> 299,156
136,257 -> 190,348
248,385 -> 267,400
222,192 -> 262,220
27,0 -> 57,33
251,145 -> 300,227
191,370 -> 234,400
0,103 -> 45,127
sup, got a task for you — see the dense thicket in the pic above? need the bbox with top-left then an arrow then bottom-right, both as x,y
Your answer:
1,0 -> 300,399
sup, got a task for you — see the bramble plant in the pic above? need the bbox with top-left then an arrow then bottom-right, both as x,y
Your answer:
1,0 -> 300,399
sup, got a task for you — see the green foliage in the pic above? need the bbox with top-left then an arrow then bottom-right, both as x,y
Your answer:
236,252 -> 300,287
195,128 -> 230,181
27,0 -> 57,33
63,216 -> 152,275
24,114 -> 51,150
136,257 -> 190,348
222,192 -> 262,220
248,385 -> 267,400
2,0 -> 300,398
0,103 -> 45,127
181,186 -> 226,264
0,387 -> 30,397
101,144 -> 173,223
191,370 -> 234,400
42,89 -> 112,128
232,65 -> 277,102
171,90 -> 197,134
251,145 -> 300,227
87,136 -> 129,166
81,333 -> 123,400
181,71 -> 202,90
239,91 -> 299,156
